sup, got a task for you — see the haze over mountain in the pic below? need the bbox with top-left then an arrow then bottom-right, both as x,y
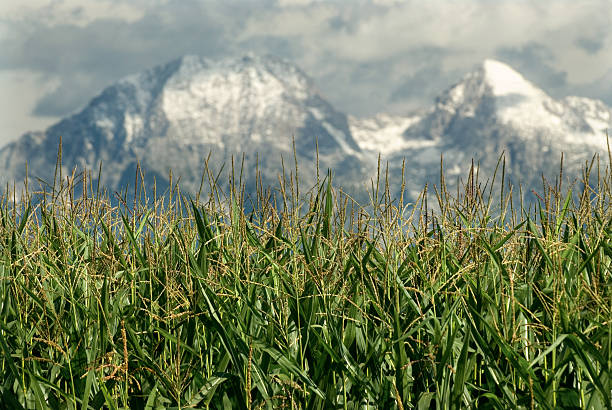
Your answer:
1,55 -> 610,205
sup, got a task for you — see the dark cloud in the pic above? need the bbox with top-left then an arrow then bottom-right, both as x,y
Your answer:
574,37 -> 605,55
570,68 -> 612,106
391,66 -> 443,101
327,14 -> 354,32
387,47 -> 458,104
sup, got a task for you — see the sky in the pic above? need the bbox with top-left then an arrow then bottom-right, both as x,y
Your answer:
1,0 -> 611,147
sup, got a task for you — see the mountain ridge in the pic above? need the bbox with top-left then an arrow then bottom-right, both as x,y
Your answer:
1,55 -> 610,205
0,54 -> 366,200
352,58 -> 611,201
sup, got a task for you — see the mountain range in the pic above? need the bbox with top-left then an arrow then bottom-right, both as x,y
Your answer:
1,54 -> 610,206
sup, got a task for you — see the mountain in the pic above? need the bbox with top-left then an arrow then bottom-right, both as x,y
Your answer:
1,56 -> 610,207
350,59 -> 611,202
0,54 -> 365,201
349,113 -> 423,155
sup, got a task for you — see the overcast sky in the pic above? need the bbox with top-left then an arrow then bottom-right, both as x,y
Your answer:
1,0 -> 611,147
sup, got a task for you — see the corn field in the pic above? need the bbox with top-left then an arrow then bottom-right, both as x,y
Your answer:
0,153 -> 611,409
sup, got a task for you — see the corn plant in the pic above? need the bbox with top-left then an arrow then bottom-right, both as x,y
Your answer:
0,151 -> 610,409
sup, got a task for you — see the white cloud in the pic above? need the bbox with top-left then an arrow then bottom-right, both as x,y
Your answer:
234,0 -> 612,116
245,0 -> 610,75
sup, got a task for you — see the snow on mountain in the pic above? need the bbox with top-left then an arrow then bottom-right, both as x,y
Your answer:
419,59 -> 605,145
1,56 -> 610,207
0,54 -> 366,199
482,59 -> 567,131
349,113 -> 427,154
563,96 -> 612,137
386,59 -> 610,202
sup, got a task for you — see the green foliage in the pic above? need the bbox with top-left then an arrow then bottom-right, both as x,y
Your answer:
0,154 -> 611,409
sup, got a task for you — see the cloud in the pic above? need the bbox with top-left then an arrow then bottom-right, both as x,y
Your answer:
388,61 -> 466,114
574,37 -> 605,55
32,73 -> 97,116
1,0 -> 611,142
236,0 -> 612,114
570,68 -> 612,107
1,0 -> 238,119
0,0 -> 146,26
0,70 -> 59,141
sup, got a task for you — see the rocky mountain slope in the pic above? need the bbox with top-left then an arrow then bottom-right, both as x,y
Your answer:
1,56 -> 610,206
0,54 -> 365,201
350,59 -> 611,202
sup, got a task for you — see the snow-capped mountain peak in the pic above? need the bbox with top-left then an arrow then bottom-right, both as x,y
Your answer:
481,59 -> 542,98
428,59 -> 610,148
438,59 -> 550,119
0,54 -> 364,197
379,58 -> 612,204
